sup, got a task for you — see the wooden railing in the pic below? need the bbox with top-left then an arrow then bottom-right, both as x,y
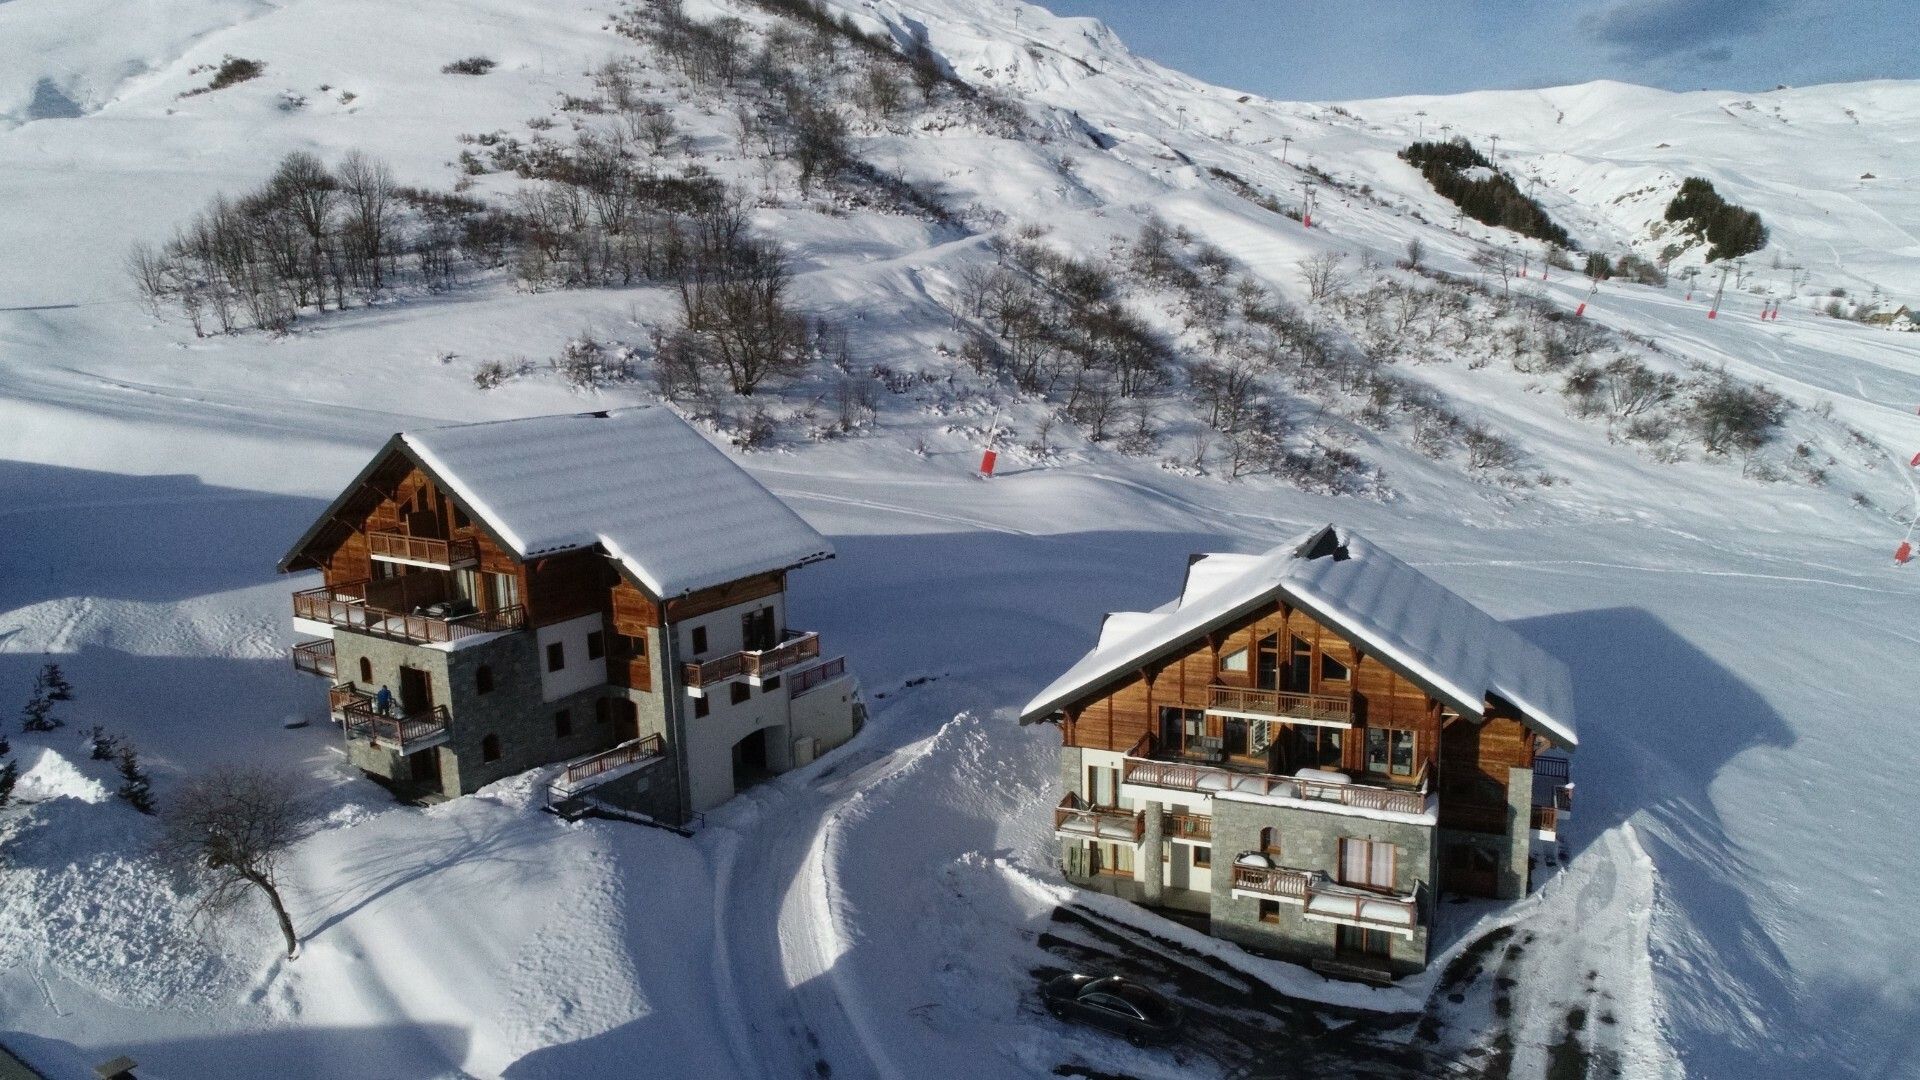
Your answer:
1233,864 -> 1312,901
368,531 -> 478,568
683,631 -> 821,688
341,700 -> 451,753
1232,865 -> 1419,932
550,734 -> 666,801
790,656 -> 847,697
329,682 -> 370,716
1163,811 -> 1213,842
1053,793 -> 1146,843
1208,685 -> 1353,725
1123,752 -> 1429,816
1530,805 -> 1558,832
290,639 -> 336,678
294,581 -> 524,645
1534,756 -> 1571,782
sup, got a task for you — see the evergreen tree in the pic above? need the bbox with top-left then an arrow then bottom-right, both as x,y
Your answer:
0,758 -> 16,810
41,664 -> 74,703
86,725 -> 118,761
19,675 -> 57,733
116,744 -> 154,815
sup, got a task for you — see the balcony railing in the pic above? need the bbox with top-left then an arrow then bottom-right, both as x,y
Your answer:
290,639 -> 336,678
683,630 -> 821,690
790,656 -> 847,697
1530,805 -> 1558,833
329,682 -> 369,717
1053,793 -> 1146,843
368,531 -> 478,568
1207,685 -> 1353,726
1232,864 -> 1420,935
1163,811 -> 1213,842
341,699 -> 452,754
294,581 -> 524,645
549,734 -> 666,802
1123,736 -> 1429,816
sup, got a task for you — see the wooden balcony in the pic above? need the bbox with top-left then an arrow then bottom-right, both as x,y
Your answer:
368,531 -> 478,569
790,656 -> 848,698
1163,810 -> 1213,842
1122,735 -> 1430,816
290,639 -> 336,678
1053,793 -> 1146,843
682,631 -> 820,692
549,734 -> 666,802
341,698 -> 452,754
1231,864 -> 1420,936
1207,684 -> 1353,727
294,581 -> 524,645
328,682 -> 368,717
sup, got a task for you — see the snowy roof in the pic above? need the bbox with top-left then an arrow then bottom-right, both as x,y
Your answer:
354,407 -> 831,597
1019,525 -> 1577,748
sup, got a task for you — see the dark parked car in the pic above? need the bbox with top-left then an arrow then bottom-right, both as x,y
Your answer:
1040,973 -> 1185,1045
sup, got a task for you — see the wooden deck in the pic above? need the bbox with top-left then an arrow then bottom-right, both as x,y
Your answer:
294,581 -> 524,645
683,630 -> 821,689
367,531 -> 478,568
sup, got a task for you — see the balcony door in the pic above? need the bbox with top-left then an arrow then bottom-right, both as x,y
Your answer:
398,666 -> 432,716
1255,634 -> 1280,690
742,607 -> 777,652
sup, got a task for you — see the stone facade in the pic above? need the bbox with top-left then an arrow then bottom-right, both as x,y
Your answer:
1208,797 -> 1434,978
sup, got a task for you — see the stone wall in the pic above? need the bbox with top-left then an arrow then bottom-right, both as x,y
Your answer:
1208,797 -> 1435,977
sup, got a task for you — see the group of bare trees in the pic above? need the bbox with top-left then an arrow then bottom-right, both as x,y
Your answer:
128,151 -> 413,334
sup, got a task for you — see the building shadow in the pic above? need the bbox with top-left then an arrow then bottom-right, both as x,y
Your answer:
0,460 -> 327,609
4,1022 -> 472,1080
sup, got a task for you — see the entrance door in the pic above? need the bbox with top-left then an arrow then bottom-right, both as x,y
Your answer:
733,728 -> 771,791
615,700 -> 640,742
408,748 -> 442,787
741,607 -> 777,652
1445,843 -> 1501,897
398,666 -> 432,716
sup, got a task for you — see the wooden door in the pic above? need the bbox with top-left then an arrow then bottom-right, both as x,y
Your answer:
615,700 -> 640,742
398,666 -> 432,715
1445,842 -> 1500,898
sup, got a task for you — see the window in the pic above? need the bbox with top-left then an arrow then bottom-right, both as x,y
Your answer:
730,682 -> 751,705
451,504 -> 470,530
1219,647 -> 1249,673
1339,838 -> 1397,890
1279,724 -> 1343,771
1191,846 -> 1211,869
1085,766 -> 1119,807
762,675 -> 781,692
1365,728 -> 1417,777
1320,653 -> 1350,681
546,642 -> 566,672
485,572 -> 520,613
554,709 -> 573,738
1258,899 -> 1281,924
1224,717 -> 1251,757
1259,827 -> 1280,856
475,665 -> 494,694
1090,841 -> 1134,877
1288,634 -> 1313,691
627,634 -> 648,657
1157,706 -> 1203,749
693,696 -> 710,719
359,657 -> 373,684
690,626 -> 708,654
481,734 -> 501,762
587,631 -> 605,661
1337,925 -> 1392,958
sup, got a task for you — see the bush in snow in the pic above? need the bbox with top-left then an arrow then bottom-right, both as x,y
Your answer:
1684,372 -> 1788,456
441,56 -> 498,76
180,56 -> 265,97
116,744 -> 154,815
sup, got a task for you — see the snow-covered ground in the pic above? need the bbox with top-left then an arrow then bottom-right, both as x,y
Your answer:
3,0 -> 1919,1077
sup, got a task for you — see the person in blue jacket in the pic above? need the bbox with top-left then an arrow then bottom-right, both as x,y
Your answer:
374,684 -> 394,716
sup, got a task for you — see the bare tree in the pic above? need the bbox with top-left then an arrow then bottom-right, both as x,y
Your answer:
1297,251 -> 1350,302
338,151 -> 396,291
156,767 -> 306,959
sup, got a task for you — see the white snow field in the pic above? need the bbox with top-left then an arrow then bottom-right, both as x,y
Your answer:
2,0 -> 1919,1077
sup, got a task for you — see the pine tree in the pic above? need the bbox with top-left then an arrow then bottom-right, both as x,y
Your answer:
19,674 -> 57,733
116,744 -> 154,815
41,664 -> 74,703
86,725 -> 118,761
0,731 -> 14,809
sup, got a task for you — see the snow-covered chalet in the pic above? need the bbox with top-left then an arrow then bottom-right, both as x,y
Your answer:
1019,526 -> 1575,981
280,407 -> 864,821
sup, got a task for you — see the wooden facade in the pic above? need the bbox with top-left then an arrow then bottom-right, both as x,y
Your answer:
1057,598 -> 1530,829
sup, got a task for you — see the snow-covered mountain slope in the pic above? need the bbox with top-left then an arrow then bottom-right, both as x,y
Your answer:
2,0 -> 1919,1078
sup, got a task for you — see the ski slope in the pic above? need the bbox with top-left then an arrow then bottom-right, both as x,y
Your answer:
3,0 -> 1920,1077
